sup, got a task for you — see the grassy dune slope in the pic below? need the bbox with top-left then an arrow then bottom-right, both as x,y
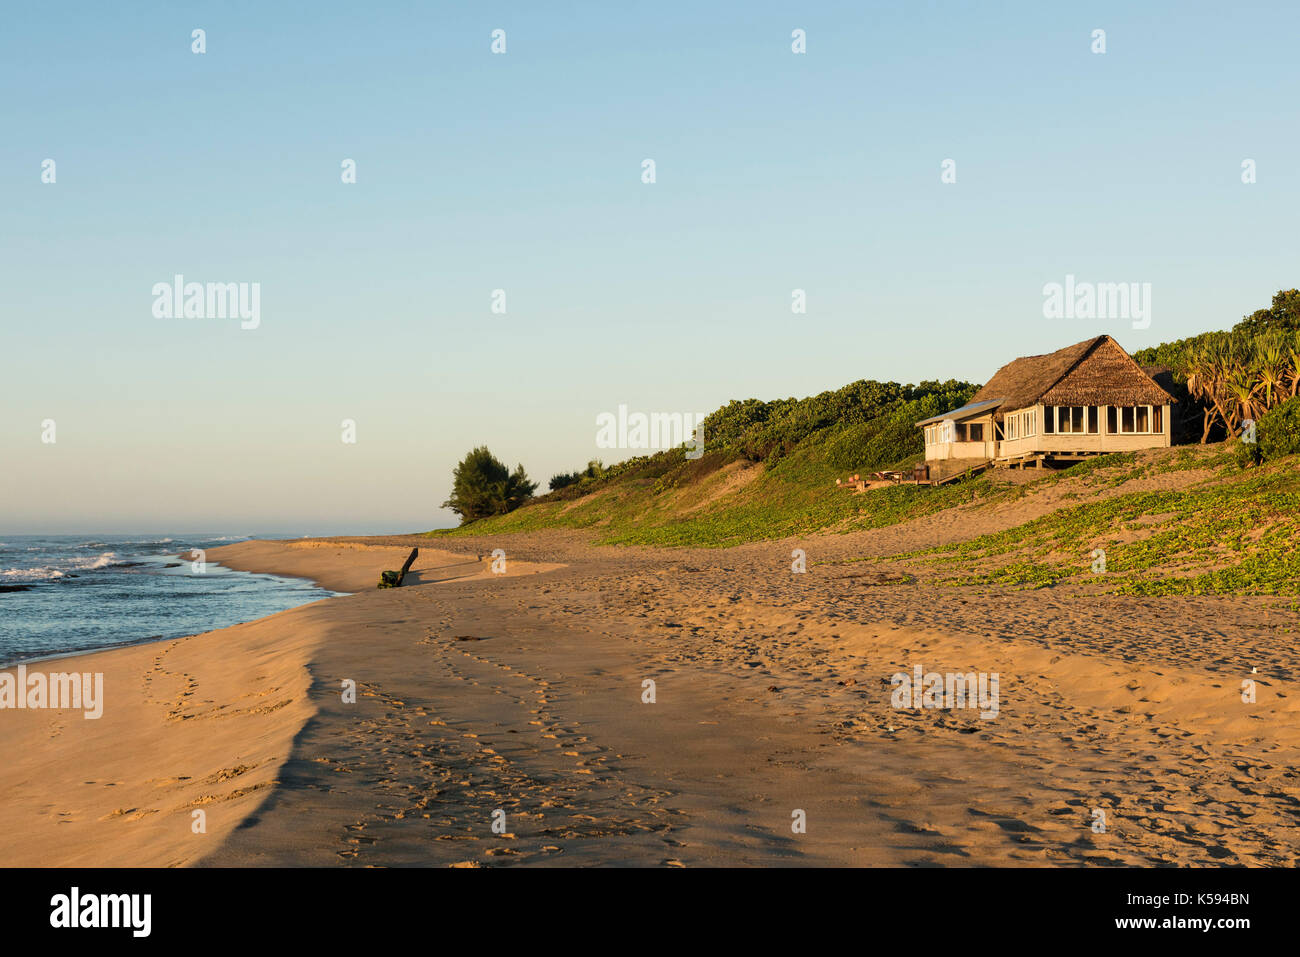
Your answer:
906,449 -> 1300,596
430,438 -> 1300,597
431,441 -> 989,548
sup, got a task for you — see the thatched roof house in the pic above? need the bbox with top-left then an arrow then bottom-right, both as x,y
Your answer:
918,335 -> 1176,470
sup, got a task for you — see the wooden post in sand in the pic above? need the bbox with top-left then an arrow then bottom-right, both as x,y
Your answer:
395,548 -> 419,586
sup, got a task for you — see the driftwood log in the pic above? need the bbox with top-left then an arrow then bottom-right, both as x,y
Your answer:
378,548 -> 419,589
396,547 -> 418,584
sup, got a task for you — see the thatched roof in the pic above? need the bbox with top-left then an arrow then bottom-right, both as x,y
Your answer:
966,335 -> 1174,421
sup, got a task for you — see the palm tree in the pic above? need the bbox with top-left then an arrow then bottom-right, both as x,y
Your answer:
1187,335 -> 1237,442
1185,342 -> 1215,442
1253,332 -> 1289,412
1225,356 -> 1262,436
1288,329 -> 1300,399
1177,317 -> 1300,443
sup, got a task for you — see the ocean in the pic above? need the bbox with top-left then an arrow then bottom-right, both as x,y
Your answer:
0,535 -> 341,665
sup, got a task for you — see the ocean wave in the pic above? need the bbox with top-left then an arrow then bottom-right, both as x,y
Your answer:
67,552 -> 117,570
2,551 -> 118,579
1,566 -> 67,581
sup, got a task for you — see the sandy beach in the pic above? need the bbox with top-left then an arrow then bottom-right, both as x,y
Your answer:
4,505 -> 1298,867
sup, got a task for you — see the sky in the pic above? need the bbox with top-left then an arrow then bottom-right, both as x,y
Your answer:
2,1 -> 1297,534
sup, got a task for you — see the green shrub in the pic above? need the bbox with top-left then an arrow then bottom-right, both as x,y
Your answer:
442,446 -> 538,524
1258,396 -> 1300,461
548,460 -> 606,492
1234,439 -> 1264,469
699,379 -> 977,468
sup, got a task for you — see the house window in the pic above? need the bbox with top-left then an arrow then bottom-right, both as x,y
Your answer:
1058,406 -> 1087,434
1107,406 -> 1117,433
968,423 -> 984,442
1043,408 -> 1054,434
926,422 -> 959,444
1006,410 -> 1037,441
1088,406 -> 1099,434
1114,406 -> 1157,434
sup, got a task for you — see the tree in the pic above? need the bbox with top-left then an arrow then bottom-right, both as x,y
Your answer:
1185,336 -> 1234,442
1254,331 -> 1289,409
1234,289 -> 1300,336
442,446 -> 537,524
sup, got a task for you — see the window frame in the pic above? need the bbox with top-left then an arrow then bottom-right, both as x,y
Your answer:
1056,405 -> 1088,435
1113,405 -> 1158,434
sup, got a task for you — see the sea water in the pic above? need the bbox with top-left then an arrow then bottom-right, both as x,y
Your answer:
0,535 -> 340,664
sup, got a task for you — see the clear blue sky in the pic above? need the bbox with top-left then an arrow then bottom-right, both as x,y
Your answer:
2,1 -> 1296,534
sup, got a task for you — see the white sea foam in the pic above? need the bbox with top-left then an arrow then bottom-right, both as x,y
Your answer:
2,566 -> 66,580
2,552 -> 116,579
63,552 -> 117,570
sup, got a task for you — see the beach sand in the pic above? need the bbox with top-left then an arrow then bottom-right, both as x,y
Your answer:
3,527 -> 1298,867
